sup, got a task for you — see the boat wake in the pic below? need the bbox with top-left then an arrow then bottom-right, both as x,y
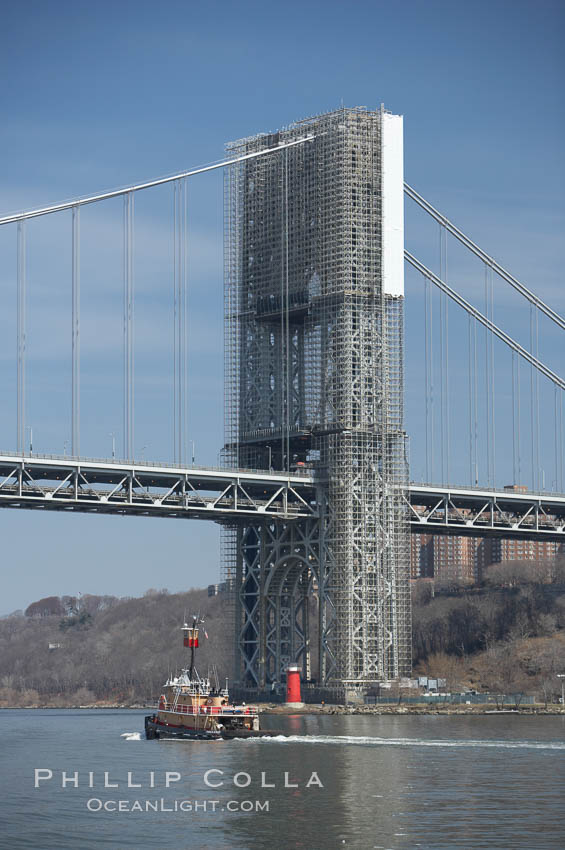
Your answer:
240,734 -> 565,750
121,732 -> 141,741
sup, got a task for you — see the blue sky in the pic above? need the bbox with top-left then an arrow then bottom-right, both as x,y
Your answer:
0,0 -> 563,614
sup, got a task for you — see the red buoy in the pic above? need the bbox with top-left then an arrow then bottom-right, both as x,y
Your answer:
285,665 -> 303,705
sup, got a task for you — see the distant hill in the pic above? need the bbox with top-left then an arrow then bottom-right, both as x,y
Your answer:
2,560 -> 565,706
412,562 -> 565,703
0,588 -> 232,707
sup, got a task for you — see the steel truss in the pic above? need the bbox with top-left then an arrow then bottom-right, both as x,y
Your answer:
408,485 -> 565,540
0,454 -> 316,522
232,519 -> 330,687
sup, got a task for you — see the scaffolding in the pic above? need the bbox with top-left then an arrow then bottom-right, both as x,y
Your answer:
223,107 -> 411,688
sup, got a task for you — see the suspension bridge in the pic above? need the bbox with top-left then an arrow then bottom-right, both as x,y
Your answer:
1,106 -> 563,691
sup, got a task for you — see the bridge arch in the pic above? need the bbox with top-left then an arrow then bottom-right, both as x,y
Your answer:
262,553 -> 319,685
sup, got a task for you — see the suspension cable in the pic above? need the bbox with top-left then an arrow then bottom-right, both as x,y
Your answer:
405,252 -> 565,391
404,183 -> 565,331
0,136 -> 315,226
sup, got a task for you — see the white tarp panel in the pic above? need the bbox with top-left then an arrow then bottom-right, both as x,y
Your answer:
381,113 -> 404,296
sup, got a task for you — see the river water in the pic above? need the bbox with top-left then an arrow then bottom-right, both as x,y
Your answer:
1,710 -> 563,849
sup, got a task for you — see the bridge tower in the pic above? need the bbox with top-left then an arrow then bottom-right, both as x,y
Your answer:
223,107 -> 411,691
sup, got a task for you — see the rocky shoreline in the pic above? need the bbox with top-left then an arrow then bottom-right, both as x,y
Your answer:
1,702 -> 564,715
261,703 -> 565,716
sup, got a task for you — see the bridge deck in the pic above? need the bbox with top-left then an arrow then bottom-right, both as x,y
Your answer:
408,484 -> 565,540
0,454 -> 316,522
0,453 -> 563,539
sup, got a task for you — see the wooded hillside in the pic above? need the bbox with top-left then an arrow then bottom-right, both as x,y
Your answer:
0,588 -> 232,707
412,559 -> 565,703
1,558 -> 564,706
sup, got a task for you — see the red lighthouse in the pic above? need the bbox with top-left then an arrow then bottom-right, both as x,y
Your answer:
285,665 -> 303,706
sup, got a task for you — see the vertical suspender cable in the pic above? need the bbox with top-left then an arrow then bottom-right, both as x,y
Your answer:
438,225 -> 444,482
490,266 -> 495,486
556,391 -> 560,490
222,171 -> 227,467
557,390 -> 562,491
559,392 -> 564,493
123,194 -> 127,460
173,181 -> 178,463
473,317 -> 478,484
468,314 -> 473,485
130,194 -> 135,460
484,263 -> 490,486
285,147 -> 290,472
516,356 -> 521,485
512,351 -> 516,484
464,312 -> 478,485
182,179 -> 188,468
480,264 -> 496,487
173,178 -> 188,465
71,205 -> 80,457
280,153 -> 284,471
123,196 -> 126,460
123,195 -> 127,460
424,275 -> 430,482
429,274 -> 434,481
535,308 -> 540,489
555,387 -> 559,492
17,221 -> 26,454
529,304 -> 535,489
444,231 -> 450,485
123,192 -> 134,460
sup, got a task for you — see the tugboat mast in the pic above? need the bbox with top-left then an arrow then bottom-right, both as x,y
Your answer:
189,616 -> 197,680
181,616 -> 200,681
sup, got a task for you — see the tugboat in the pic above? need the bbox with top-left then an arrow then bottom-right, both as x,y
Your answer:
144,617 -> 270,740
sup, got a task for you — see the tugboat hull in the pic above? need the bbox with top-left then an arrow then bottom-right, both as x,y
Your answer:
145,715 -> 278,741
220,728 -> 277,739
145,715 -> 221,741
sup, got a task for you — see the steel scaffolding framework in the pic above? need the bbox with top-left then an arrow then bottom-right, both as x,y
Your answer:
223,107 -> 411,689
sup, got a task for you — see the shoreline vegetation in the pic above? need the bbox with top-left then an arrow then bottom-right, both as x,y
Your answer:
2,560 -> 564,709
